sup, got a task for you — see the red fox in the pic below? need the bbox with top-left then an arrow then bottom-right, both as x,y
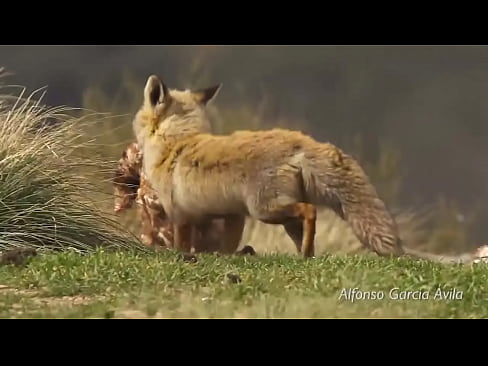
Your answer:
131,75 -> 408,258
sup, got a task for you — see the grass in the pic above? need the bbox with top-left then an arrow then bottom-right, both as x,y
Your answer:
0,248 -> 486,318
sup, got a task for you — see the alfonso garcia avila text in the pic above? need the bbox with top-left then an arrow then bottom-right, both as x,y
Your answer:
338,287 -> 463,303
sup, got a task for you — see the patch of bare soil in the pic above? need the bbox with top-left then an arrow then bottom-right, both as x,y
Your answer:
34,294 -> 103,307
114,309 -> 151,318
0,285 -> 103,308
0,285 -> 39,296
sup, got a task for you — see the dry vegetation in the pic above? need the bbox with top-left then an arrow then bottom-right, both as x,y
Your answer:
0,69 -> 141,253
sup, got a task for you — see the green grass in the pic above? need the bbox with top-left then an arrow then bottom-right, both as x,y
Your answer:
0,249 -> 486,318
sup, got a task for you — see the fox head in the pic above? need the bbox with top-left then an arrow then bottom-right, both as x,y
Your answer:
133,74 -> 221,146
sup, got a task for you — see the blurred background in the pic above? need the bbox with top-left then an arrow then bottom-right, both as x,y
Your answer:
1,45 -> 487,254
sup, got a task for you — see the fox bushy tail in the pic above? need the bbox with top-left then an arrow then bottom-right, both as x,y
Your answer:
298,141 -> 479,263
300,143 -> 404,257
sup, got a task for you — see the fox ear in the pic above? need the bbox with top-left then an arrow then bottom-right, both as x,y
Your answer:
144,74 -> 170,108
192,84 -> 222,105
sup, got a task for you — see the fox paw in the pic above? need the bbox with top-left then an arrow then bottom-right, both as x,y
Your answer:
236,245 -> 256,256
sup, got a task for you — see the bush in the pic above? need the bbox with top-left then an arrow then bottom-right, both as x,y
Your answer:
0,71 -> 143,253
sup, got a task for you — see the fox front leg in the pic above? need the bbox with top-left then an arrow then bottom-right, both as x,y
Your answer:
173,222 -> 193,253
220,215 -> 246,255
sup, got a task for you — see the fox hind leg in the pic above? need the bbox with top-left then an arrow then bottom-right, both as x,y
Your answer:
281,203 -> 316,258
294,203 -> 316,258
283,220 -> 303,254
255,202 -> 317,258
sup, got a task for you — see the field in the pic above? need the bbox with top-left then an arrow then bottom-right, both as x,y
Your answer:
1,248 -> 487,318
0,67 -> 486,319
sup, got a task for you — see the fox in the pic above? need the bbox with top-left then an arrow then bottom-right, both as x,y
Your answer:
131,74 -> 409,258
131,74 -> 488,264
113,139 -> 246,253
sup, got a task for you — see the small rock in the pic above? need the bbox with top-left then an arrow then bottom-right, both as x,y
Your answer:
179,253 -> 198,263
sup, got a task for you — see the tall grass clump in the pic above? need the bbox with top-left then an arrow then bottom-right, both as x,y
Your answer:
0,73 -> 142,253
